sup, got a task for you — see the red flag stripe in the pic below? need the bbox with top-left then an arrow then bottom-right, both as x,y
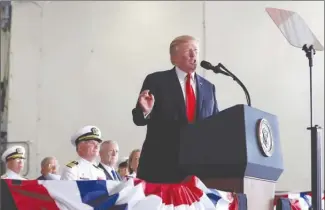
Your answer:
5,180 -> 60,210
229,193 -> 238,210
137,176 -> 204,206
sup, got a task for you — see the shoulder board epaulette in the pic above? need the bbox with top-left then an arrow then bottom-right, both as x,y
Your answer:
66,160 -> 79,168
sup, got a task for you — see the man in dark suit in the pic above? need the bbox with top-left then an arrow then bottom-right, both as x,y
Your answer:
98,140 -> 122,181
132,35 -> 219,183
37,157 -> 61,180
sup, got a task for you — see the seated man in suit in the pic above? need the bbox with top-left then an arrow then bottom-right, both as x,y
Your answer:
37,156 -> 61,180
132,35 -> 219,183
98,140 -> 121,181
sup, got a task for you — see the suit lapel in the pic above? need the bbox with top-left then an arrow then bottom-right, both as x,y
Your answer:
195,75 -> 204,120
98,163 -> 114,180
169,68 -> 187,120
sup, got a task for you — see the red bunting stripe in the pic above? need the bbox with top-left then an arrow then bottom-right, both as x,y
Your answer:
289,199 -> 302,210
228,193 -> 238,210
137,176 -> 204,206
5,180 -> 59,210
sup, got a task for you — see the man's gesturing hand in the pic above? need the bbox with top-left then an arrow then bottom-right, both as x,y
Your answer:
138,90 -> 155,115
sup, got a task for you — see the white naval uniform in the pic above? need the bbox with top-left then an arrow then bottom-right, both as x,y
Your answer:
1,169 -> 26,180
60,158 -> 106,180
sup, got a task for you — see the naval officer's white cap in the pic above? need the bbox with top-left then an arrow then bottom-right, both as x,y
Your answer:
1,145 -> 26,162
71,125 -> 102,146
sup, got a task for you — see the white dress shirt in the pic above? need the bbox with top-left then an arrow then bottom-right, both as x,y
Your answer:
60,158 -> 106,180
175,66 -> 197,100
100,162 -> 118,180
1,169 -> 26,180
126,172 -> 137,179
44,173 -> 61,180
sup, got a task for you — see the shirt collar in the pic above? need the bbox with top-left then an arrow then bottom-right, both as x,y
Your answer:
175,66 -> 195,81
79,157 -> 96,165
100,162 -> 114,171
6,169 -> 20,177
128,172 -> 137,178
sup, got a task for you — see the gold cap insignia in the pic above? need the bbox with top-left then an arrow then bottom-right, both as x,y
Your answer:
91,127 -> 99,136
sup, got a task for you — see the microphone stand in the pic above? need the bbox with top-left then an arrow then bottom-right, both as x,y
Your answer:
215,63 -> 252,107
302,44 -> 322,210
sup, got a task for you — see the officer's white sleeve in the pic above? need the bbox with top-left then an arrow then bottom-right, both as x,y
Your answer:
98,169 -> 106,180
60,166 -> 78,180
1,174 -> 8,179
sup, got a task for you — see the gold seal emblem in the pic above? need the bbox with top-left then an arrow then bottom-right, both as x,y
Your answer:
256,118 -> 274,157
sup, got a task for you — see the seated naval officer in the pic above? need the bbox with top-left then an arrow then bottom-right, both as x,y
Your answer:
60,125 -> 106,180
1,145 -> 27,180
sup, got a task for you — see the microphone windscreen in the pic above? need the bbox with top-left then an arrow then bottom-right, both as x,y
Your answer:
200,60 -> 213,70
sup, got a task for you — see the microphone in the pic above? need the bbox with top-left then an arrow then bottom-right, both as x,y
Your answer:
200,60 -> 252,107
200,60 -> 230,77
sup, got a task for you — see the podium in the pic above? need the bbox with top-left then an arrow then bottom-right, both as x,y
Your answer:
179,104 -> 284,210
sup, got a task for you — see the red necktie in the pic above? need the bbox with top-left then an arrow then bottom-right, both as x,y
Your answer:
186,74 -> 196,123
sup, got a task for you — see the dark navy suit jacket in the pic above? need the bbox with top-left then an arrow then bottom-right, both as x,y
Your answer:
98,163 -> 121,181
37,175 -> 46,180
132,68 -> 219,183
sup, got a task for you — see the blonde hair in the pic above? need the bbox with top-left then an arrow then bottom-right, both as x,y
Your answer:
128,149 -> 141,173
169,35 -> 198,65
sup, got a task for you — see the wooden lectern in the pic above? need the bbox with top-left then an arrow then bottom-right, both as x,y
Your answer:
179,104 -> 284,210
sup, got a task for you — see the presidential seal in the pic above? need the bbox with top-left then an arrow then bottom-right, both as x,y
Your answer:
256,118 -> 274,157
